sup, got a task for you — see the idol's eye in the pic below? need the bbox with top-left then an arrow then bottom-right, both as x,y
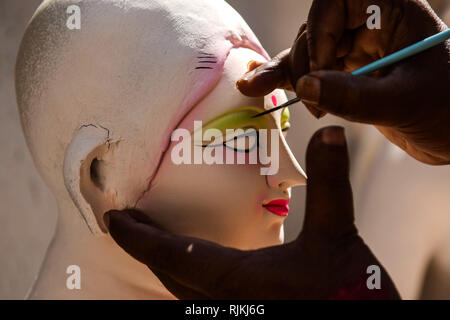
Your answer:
280,107 -> 291,137
202,128 -> 259,153
224,129 -> 258,153
198,106 -> 270,153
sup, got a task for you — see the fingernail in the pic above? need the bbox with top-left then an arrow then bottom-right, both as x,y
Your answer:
103,212 -> 111,230
236,68 -> 258,90
236,79 -> 244,90
236,78 -> 251,91
247,60 -> 258,72
321,126 -> 345,146
297,75 -> 320,105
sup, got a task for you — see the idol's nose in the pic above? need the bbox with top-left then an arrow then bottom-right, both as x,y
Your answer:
267,134 -> 307,191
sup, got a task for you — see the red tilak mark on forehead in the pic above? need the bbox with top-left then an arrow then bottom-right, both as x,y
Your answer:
271,95 -> 277,107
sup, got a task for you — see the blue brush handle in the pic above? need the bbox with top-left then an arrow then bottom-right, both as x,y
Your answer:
352,29 -> 450,76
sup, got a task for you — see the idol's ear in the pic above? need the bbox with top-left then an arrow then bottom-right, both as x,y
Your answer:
63,124 -> 117,235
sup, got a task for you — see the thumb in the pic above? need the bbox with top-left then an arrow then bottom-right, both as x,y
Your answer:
296,70 -> 410,126
236,48 -> 293,97
302,126 -> 356,241
236,23 -> 309,98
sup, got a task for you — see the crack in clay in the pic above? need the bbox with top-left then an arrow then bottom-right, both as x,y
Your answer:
79,124 -> 112,151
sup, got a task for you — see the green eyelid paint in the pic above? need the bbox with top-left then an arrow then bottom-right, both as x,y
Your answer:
281,107 -> 290,130
199,105 -> 290,136
202,106 -> 268,132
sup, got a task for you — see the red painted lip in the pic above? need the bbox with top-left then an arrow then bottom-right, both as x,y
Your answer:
263,199 -> 290,217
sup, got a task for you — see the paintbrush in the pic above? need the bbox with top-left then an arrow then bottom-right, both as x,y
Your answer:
252,29 -> 450,118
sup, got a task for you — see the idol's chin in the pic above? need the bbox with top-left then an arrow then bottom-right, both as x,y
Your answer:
278,224 -> 285,244
259,224 -> 285,248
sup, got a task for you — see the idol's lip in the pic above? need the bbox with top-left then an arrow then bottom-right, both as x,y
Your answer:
263,198 -> 290,217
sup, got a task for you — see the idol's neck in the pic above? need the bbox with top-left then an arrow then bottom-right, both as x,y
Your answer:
28,197 -> 174,299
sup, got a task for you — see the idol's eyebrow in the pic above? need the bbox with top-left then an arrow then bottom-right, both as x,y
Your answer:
195,52 -> 217,70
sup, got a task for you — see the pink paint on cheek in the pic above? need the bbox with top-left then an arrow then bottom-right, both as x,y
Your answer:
271,95 -> 277,107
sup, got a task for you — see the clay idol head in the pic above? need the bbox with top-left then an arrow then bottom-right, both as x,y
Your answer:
16,0 -> 306,250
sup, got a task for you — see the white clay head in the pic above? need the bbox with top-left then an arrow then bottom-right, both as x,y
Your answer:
16,0 -> 306,248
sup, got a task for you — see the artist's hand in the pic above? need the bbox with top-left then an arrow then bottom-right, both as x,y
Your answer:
237,0 -> 450,165
104,127 -> 400,300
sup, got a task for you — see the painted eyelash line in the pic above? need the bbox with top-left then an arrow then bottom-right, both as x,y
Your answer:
196,126 -> 289,147
201,142 -> 258,154
197,131 -> 260,153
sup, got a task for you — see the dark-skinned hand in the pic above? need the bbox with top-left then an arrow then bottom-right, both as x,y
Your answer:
237,0 -> 450,165
104,127 -> 400,299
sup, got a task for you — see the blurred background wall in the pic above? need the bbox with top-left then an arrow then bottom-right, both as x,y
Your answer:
1,0 -> 449,299
0,0 -> 57,299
